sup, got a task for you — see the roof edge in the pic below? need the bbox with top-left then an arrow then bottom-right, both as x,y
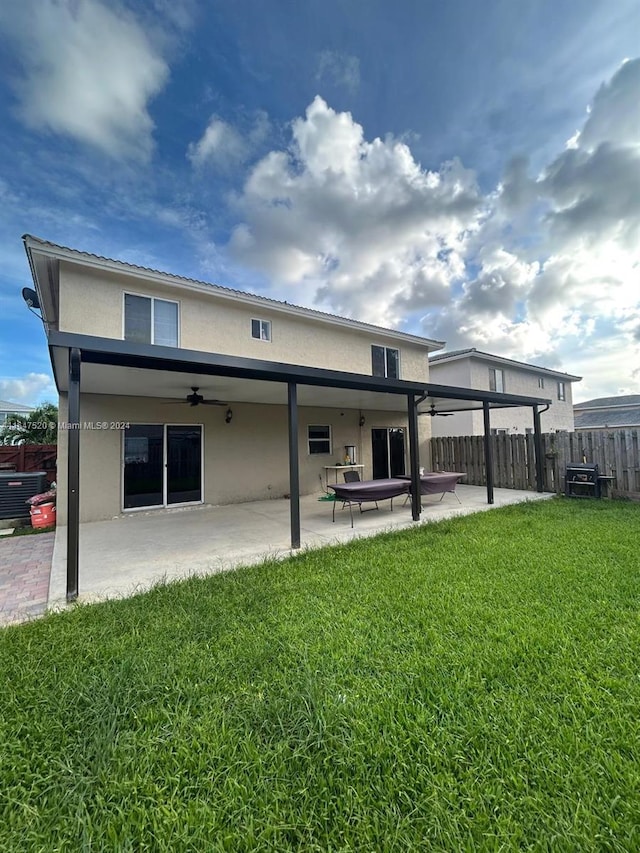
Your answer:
429,347 -> 581,381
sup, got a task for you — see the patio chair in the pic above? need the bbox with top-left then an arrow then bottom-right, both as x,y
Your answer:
341,469 -> 378,512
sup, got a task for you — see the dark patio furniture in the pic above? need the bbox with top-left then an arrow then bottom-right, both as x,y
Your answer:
339,467 -> 379,514
329,477 -> 411,527
398,471 -> 465,505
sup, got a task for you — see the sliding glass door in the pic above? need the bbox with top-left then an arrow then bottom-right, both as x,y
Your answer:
166,426 -> 202,505
123,425 -> 202,510
371,427 -> 406,479
123,425 -> 164,509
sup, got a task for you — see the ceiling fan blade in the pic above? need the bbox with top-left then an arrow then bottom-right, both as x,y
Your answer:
200,399 -> 228,406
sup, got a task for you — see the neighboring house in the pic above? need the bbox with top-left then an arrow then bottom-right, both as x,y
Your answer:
428,349 -> 581,436
0,399 -> 33,427
23,236 -> 552,598
574,395 -> 640,430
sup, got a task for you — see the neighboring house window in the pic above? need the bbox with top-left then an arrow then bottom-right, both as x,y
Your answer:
251,319 -> 271,341
538,377 -> 545,389
557,381 -> 566,401
489,368 -> 505,393
371,345 -> 399,379
308,425 -> 331,455
490,428 -> 508,436
525,427 -> 533,435
124,294 -> 178,346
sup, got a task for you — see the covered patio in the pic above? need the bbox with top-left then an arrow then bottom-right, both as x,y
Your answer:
42,332 -> 551,601
49,484 -> 553,608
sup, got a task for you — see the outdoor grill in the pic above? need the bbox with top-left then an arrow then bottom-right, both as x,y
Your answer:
565,462 -> 601,499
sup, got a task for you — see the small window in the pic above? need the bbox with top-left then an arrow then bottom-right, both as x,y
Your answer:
489,368 -> 505,393
525,427 -> 533,435
537,377 -> 545,389
490,428 -> 508,436
308,425 -> 331,455
557,381 -> 566,401
124,294 -> 178,346
371,345 -> 400,379
251,318 -> 271,341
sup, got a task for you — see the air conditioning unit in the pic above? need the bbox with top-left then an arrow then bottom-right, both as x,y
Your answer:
0,472 -> 48,519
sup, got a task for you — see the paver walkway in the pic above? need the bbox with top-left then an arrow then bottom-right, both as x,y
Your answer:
0,532 -> 54,626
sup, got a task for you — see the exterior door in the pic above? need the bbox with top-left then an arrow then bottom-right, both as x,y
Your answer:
371,427 -> 406,479
123,424 -> 202,509
167,426 -> 202,504
123,425 -> 164,509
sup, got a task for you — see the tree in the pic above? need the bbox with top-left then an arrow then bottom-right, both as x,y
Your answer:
0,403 -> 58,445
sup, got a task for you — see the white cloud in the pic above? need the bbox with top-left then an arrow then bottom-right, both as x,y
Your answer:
577,57 -> 640,151
0,373 -> 55,406
187,111 -> 270,171
230,96 -> 481,326
188,118 -> 247,170
0,0 -> 169,160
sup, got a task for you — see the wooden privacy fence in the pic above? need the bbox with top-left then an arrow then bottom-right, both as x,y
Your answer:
430,430 -> 640,497
0,444 -> 57,485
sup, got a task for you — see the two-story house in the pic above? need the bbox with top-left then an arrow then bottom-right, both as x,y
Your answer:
428,349 -> 581,436
23,235 -> 552,599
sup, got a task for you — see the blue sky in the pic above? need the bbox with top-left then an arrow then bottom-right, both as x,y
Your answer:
0,0 -> 639,407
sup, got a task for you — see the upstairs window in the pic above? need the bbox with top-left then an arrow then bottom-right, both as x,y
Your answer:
372,345 -> 399,379
489,368 -> 505,393
557,381 -> 566,401
124,294 -> 178,347
538,377 -> 545,389
251,318 -> 271,341
308,425 -> 331,455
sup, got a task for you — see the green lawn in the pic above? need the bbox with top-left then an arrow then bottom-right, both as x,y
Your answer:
1,498 -> 640,851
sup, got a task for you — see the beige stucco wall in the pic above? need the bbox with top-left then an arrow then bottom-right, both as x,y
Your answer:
56,393 -> 432,523
428,360 -> 475,437
58,263 -> 431,381
429,358 -> 577,435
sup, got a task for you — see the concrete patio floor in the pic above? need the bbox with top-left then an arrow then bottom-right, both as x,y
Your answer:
50,485 -> 553,609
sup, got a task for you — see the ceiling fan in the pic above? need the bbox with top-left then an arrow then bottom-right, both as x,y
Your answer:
163,387 -> 227,407
424,403 -> 454,417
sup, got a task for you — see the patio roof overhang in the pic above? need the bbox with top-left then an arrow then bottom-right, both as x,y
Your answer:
48,331 -> 552,415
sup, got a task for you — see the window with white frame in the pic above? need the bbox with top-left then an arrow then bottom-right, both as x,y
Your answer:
124,294 -> 179,346
308,424 -> 331,455
491,428 -> 508,435
557,381 -> 566,401
489,367 -> 505,393
251,318 -> 271,341
371,345 -> 399,379
538,377 -> 545,389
